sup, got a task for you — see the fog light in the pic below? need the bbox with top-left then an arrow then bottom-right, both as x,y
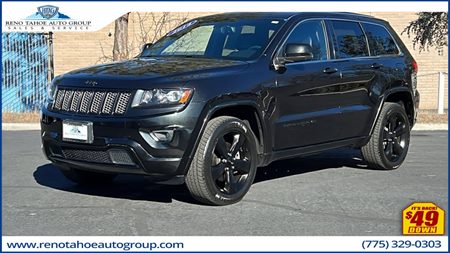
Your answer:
140,129 -> 177,149
149,130 -> 174,143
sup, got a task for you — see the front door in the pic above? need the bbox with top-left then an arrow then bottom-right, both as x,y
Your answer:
270,19 -> 345,150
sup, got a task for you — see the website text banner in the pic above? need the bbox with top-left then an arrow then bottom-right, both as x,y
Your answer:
2,236 -> 448,252
2,1 -> 448,32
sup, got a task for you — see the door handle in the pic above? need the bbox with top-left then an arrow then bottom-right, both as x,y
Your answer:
371,63 -> 383,69
323,67 -> 338,74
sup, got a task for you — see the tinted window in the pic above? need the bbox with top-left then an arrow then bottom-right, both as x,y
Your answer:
284,20 -> 328,61
142,19 -> 284,61
362,23 -> 399,56
331,20 -> 369,58
222,24 -> 275,58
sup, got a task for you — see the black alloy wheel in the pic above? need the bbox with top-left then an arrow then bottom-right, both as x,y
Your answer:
382,112 -> 409,163
186,116 -> 258,205
361,102 -> 411,170
211,130 -> 252,195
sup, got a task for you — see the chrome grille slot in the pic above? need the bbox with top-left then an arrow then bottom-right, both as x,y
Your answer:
70,91 -> 83,112
90,92 -> 106,114
79,91 -> 94,113
102,92 -> 118,114
53,90 -> 65,110
115,93 -> 131,114
51,89 -> 131,115
61,90 -> 74,111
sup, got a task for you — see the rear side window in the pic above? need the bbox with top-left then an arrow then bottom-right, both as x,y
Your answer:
362,23 -> 399,56
331,20 -> 369,58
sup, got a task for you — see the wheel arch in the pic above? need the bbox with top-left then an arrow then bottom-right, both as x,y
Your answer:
178,99 -> 267,175
369,88 -> 415,137
209,103 -> 265,152
384,89 -> 415,126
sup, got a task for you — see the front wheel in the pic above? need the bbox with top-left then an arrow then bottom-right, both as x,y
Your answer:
361,102 -> 411,170
185,116 -> 258,205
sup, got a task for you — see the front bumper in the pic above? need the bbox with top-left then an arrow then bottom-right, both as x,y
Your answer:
41,104 -> 202,182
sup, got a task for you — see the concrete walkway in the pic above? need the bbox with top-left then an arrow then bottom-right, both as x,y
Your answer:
2,122 -> 448,131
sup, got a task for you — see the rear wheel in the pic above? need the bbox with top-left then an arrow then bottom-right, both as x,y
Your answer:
59,167 -> 117,185
361,102 -> 410,170
186,116 -> 258,205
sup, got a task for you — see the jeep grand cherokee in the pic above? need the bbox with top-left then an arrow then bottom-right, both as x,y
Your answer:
41,12 -> 420,205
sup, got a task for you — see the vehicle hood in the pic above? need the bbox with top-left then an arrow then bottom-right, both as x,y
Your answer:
58,57 -> 249,88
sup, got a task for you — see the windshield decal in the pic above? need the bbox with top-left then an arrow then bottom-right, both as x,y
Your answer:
166,20 -> 198,37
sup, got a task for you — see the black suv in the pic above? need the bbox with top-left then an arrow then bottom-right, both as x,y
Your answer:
41,12 -> 420,205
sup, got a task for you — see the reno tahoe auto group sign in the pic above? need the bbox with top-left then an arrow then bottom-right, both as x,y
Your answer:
4,5 -> 92,31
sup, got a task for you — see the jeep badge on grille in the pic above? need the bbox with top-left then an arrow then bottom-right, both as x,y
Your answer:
85,80 -> 97,86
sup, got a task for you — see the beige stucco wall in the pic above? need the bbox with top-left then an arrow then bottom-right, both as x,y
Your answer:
53,12 -> 216,76
366,12 -> 448,111
53,12 -> 448,111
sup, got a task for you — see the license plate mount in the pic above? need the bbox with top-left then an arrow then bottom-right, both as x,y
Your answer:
62,120 -> 94,143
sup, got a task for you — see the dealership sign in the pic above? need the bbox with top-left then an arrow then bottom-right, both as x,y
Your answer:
4,5 -> 92,32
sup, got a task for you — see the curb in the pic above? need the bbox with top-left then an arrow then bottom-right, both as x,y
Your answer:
2,123 -> 41,131
412,123 -> 448,131
2,123 -> 448,131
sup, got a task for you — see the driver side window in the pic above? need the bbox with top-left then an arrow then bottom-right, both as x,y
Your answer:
284,20 -> 328,61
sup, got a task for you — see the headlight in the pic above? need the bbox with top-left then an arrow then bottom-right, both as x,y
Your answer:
131,88 -> 193,108
47,81 -> 57,101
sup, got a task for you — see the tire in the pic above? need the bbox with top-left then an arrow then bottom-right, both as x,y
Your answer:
59,167 -> 117,185
185,116 -> 258,205
361,102 -> 411,170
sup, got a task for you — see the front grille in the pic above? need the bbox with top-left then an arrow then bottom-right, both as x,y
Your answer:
62,149 -> 112,163
61,148 -> 135,166
53,89 -> 131,115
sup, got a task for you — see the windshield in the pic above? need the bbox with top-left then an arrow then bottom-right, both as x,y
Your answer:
141,18 -> 284,61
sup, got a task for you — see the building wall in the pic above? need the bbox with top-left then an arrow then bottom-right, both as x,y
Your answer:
53,12 -> 216,76
366,12 -> 448,111
53,12 -> 448,111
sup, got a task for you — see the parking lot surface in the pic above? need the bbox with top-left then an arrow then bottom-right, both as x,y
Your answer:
2,130 -> 448,235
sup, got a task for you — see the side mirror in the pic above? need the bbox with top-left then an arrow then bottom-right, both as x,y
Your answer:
284,43 -> 314,62
141,43 -> 153,53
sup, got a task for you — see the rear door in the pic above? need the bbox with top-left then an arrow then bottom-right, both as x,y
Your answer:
326,20 -> 378,139
359,22 -> 404,135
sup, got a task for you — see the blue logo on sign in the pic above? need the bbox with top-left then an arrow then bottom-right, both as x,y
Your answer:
70,127 -> 81,134
26,5 -> 71,20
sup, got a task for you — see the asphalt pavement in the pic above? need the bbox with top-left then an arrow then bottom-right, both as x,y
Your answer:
2,130 -> 448,236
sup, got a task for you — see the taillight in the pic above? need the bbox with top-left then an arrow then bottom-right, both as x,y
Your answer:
411,59 -> 418,91
412,59 -> 418,73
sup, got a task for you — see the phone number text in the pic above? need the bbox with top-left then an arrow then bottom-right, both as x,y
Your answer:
362,240 -> 442,250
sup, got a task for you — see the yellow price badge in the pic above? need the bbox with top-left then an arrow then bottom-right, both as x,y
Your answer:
403,202 -> 445,235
